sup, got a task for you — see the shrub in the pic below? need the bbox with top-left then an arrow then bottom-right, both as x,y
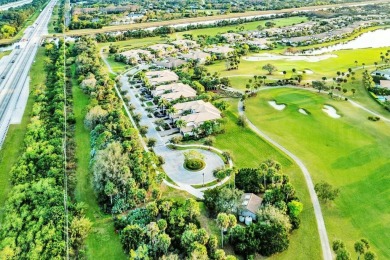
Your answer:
185,158 -> 206,171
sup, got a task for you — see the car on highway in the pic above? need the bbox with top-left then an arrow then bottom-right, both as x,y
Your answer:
1,76 -> 5,79
11,60 -> 15,63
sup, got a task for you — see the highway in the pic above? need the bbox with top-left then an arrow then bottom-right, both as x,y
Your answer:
0,0 -> 57,148
0,0 -> 33,10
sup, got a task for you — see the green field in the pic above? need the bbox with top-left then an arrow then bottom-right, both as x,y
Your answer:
174,16 -> 308,38
72,72 -> 126,259
211,99 -> 321,259
0,48 -> 45,219
245,88 -> 390,258
48,1 -> 60,34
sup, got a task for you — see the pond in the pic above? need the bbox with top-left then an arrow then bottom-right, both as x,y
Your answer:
306,29 -> 390,55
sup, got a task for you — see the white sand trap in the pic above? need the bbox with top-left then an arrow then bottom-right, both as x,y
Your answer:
243,53 -> 337,63
299,108 -> 308,115
322,105 -> 341,118
268,101 -> 286,110
303,69 -> 313,74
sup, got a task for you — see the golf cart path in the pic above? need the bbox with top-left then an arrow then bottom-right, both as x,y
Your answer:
237,100 -> 332,260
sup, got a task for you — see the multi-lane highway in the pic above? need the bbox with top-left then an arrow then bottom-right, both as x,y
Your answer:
0,0 -> 33,11
0,0 -> 57,148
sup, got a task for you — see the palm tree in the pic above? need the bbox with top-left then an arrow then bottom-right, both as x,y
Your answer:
354,60 -> 358,67
158,98 -> 170,114
167,107 -> 177,122
175,119 -> 187,129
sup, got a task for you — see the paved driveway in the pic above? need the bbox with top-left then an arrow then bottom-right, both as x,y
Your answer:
120,75 -> 224,185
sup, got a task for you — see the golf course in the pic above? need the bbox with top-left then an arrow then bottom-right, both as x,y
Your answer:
244,88 -> 390,258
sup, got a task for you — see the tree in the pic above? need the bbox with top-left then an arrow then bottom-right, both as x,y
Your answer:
287,200 -> 303,218
257,205 -> 292,232
175,119 -> 187,129
147,138 -> 157,147
262,63 -> 277,75
216,213 -> 231,248
312,80 -> 328,93
354,241 -> 365,260
315,181 -> 340,203
364,251 -> 376,260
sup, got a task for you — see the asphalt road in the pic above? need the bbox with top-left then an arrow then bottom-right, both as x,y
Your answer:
0,0 -> 57,148
0,0 -> 32,11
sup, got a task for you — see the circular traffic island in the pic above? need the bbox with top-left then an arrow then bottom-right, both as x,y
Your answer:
184,158 -> 206,171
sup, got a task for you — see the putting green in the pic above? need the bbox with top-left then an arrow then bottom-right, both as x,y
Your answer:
245,88 -> 390,258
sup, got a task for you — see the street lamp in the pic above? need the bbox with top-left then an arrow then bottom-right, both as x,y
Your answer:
202,172 -> 205,187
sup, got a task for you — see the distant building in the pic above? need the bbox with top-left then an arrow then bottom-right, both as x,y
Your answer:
120,49 -> 154,63
238,193 -> 263,221
148,44 -> 176,57
372,70 -> 390,80
221,33 -> 244,43
154,57 -> 187,69
246,39 -> 269,49
171,39 -> 199,51
180,50 -> 211,64
204,45 -> 235,59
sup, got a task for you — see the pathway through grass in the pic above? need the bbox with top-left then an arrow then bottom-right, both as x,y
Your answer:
72,75 -> 126,259
245,88 -> 390,258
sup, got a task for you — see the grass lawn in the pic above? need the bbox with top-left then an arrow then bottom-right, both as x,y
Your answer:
72,72 -> 126,260
98,36 -> 164,52
103,54 -> 128,74
0,50 -> 11,59
211,99 -> 321,259
245,88 -> 390,258
48,1 -> 60,34
174,16 -> 308,39
0,48 -> 45,219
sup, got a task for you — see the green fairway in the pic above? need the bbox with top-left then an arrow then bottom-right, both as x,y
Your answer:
245,88 -> 390,258
211,99 -> 321,259
72,75 -> 126,259
0,48 -> 45,218
174,16 -> 308,38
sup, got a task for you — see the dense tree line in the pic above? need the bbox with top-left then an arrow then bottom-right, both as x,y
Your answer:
114,198 -> 235,259
0,41 -> 90,258
72,37 -> 160,213
0,0 -> 47,39
204,160 -> 303,259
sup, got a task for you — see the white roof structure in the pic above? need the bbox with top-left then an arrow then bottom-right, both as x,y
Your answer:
145,70 -> 179,86
181,50 -> 211,61
173,100 -> 220,115
171,39 -> 199,48
221,33 -> 244,42
148,43 -> 176,53
204,45 -> 235,55
380,80 -> 390,89
120,49 -> 153,61
153,83 -> 196,101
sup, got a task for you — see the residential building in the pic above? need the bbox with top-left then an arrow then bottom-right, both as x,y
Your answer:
379,80 -> 390,89
238,193 -> 263,221
152,82 -> 196,101
171,100 -> 221,135
246,39 -> 269,49
372,70 -> 390,80
154,57 -> 187,69
145,70 -> 179,86
120,49 -> 154,63
171,39 -> 199,50
148,44 -> 176,57
221,33 -> 244,43
204,45 -> 235,59
180,50 -> 211,64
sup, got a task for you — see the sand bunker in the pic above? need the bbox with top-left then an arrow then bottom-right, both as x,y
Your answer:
303,69 -> 313,74
268,101 -> 286,110
298,108 -> 309,115
243,53 -> 337,63
322,105 -> 341,118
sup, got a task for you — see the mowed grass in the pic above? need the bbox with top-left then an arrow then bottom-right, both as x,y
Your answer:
0,48 -> 45,218
245,88 -> 390,258
208,47 -> 390,80
212,99 -> 321,259
72,76 -> 126,259
48,1 -> 59,34
174,16 -> 308,38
